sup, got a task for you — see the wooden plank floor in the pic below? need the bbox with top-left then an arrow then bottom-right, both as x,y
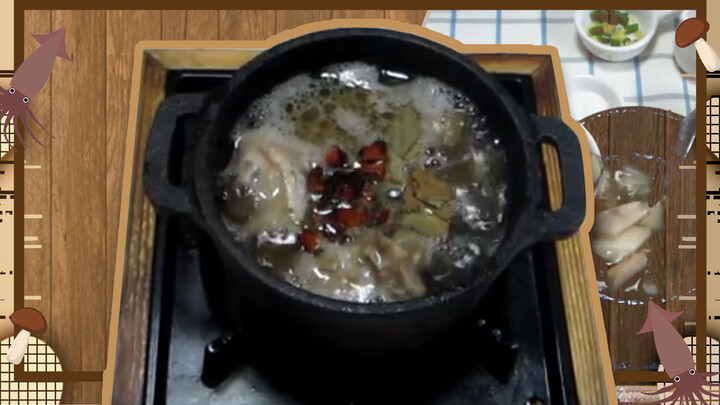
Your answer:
22,10 -> 425,404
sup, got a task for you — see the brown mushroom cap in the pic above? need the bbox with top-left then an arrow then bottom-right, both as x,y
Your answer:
676,18 -> 710,48
10,308 -> 47,335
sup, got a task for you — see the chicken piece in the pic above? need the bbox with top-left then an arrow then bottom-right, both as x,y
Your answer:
287,229 -> 433,302
591,225 -> 651,265
639,200 -> 664,231
227,126 -> 320,233
289,243 -> 381,303
593,201 -> 650,237
358,230 -> 431,300
614,165 -> 651,199
607,251 -> 648,290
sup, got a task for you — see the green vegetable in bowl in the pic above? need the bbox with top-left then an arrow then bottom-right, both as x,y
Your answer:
610,28 -> 626,46
609,10 -> 629,26
587,10 -> 643,47
589,25 -> 605,37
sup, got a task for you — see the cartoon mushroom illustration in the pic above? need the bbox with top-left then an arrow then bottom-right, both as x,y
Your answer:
676,17 -> 720,72
6,308 -> 47,365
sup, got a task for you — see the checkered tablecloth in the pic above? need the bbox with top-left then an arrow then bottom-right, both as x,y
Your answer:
0,336 -> 63,405
424,10 -> 696,118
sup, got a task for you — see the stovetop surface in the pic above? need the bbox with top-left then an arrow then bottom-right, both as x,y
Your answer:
143,70 -> 577,405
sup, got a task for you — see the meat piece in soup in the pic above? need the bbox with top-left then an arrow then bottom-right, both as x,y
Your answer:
221,126 -> 319,234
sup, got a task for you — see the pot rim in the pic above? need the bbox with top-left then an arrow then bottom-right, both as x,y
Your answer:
193,27 -> 540,316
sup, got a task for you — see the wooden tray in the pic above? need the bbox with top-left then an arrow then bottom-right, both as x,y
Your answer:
581,107 -> 698,382
111,47 -> 609,404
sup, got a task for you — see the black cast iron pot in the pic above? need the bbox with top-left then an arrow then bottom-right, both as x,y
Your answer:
144,28 -> 586,356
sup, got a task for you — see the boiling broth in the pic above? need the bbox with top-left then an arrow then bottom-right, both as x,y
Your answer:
219,62 -> 508,303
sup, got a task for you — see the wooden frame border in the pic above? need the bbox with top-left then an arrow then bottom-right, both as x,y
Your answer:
10,5 -> 708,402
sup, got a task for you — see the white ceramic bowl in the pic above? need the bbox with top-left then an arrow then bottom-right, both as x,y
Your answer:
565,75 -> 623,121
583,124 -> 601,157
582,125 -> 604,187
575,10 -> 675,62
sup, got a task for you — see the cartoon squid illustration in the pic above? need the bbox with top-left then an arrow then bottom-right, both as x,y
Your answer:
0,27 -> 71,149
638,301 -> 719,404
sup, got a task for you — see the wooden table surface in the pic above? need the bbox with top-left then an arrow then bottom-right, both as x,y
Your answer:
581,108 -> 697,376
21,10 -> 426,404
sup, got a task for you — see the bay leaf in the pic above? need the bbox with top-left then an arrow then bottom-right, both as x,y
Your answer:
386,105 -> 421,158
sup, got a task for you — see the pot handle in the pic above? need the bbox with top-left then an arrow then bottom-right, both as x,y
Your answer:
144,92 -> 206,215
532,116 -> 587,239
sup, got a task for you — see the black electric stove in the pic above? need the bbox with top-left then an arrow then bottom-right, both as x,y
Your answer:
142,70 -> 577,405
